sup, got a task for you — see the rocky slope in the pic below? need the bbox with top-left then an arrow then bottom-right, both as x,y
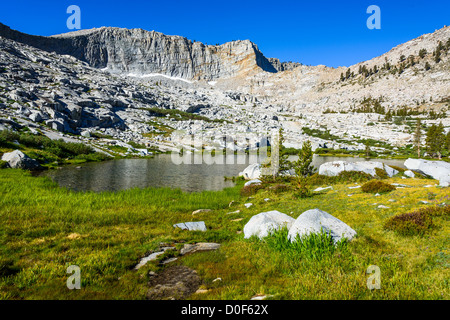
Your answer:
0,23 -> 278,80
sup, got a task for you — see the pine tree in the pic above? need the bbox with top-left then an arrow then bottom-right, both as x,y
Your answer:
365,142 -> 371,158
419,48 -> 427,58
277,128 -> 292,174
446,131 -> 450,153
425,62 -> 431,71
294,140 -> 316,178
414,119 -> 422,158
426,122 -> 445,158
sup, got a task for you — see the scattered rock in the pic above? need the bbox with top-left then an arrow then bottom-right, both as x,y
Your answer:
227,210 -> 240,214
244,203 -> 253,208
239,163 -> 261,180
377,205 -> 390,209
67,233 -> 81,240
287,208 -> 356,243
251,294 -> 274,300
243,210 -> 295,239
192,209 -> 212,215
1,150 -> 43,170
134,247 -> 176,270
173,221 -> 207,232
313,186 -> 333,192
244,179 -> 262,187
404,170 -> 415,178
161,257 -> 178,265
180,243 -> 221,255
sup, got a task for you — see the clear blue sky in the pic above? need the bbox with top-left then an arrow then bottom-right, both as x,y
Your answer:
0,0 -> 448,67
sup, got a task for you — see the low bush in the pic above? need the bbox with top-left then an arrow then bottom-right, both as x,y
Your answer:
268,184 -> 291,194
361,180 -> 396,193
384,209 -> 434,236
240,183 -> 265,197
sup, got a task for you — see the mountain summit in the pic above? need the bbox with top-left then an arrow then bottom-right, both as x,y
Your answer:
0,23 -> 280,80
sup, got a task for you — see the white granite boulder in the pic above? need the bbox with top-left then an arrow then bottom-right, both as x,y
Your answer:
404,158 -> 450,187
404,170 -> 415,178
243,210 -> 295,239
1,150 -> 42,170
287,209 -> 356,243
239,163 -> 261,180
318,161 -> 398,177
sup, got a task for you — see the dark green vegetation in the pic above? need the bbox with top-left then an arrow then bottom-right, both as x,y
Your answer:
0,129 -> 110,167
384,206 -> 449,236
361,180 -> 396,194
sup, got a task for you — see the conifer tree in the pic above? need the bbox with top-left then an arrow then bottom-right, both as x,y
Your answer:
414,119 -> 422,158
294,140 -> 316,178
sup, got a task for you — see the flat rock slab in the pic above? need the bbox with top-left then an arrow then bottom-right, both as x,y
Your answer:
135,247 -> 175,270
180,242 -> 221,255
319,161 -> 398,177
288,208 -> 356,243
244,179 -> 262,187
146,265 -> 201,300
404,158 -> 450,187
173,221 -> 207,231
192,209 -> 212,215
313,186 -> 333,192
244,210 -> 295,239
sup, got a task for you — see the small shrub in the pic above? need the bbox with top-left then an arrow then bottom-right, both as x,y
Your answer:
268,184 -> 291,194
240,184 -> 264,197
294,177 -> 314,198
384,209 -> 434,236
375,167 -> 389,179
361,180 -> 396,193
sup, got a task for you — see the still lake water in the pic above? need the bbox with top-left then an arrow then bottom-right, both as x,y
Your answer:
38,154 -> 406,193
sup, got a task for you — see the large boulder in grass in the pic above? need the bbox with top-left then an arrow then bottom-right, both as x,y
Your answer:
1,150 -> 43,170
288,209 -> 357,243
404,158 -> 450,187
239,163 -> 261,180
318,161 -> 398,178
244,210 -> 295,239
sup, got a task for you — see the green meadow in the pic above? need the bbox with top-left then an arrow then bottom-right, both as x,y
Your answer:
0,168 -> 448,300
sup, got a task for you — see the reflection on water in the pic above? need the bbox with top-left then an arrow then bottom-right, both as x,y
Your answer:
38,154 -> 406,193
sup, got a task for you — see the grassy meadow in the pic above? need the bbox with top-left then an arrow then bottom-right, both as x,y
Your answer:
0,168 -> 448,300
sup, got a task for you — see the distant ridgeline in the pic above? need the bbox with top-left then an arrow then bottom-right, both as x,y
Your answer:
0,23 -> 301,81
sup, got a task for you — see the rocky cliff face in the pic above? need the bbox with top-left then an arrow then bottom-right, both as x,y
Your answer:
0,23 -> 278,80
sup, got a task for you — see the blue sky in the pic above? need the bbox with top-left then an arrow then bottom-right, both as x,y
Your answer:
0,0 -> 448,67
